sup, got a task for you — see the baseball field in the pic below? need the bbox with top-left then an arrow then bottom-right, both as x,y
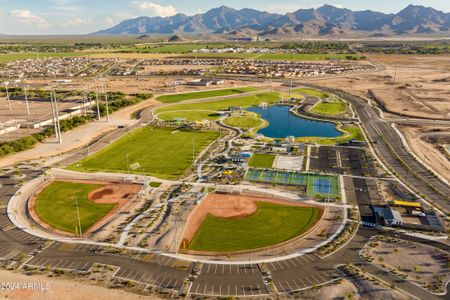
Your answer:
34,181 -> 114,234
183,193 -> 321,252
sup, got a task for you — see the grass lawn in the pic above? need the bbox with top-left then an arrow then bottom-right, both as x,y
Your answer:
295,125 -> 364,145
248,154 -> 275,168
0,52 -> 91,63
223,116 -> 263,129
187,202 -> 321,252
256,53 -> 360,61
156,92 -> 279,117
156,87 -> 258,103
311,101 -> 347,116
34,181 -> 115,234
157,110 -> 221,122
67,126 -> 219,179
306,175 -> 340,198
293,88 -> 329,98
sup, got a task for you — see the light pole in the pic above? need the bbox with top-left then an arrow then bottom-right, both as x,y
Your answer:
75,197 -> 82,238
53,90 -> 62,144
3,82 -> 11,111
95,84 -> 101,120
24,85 -> 30,115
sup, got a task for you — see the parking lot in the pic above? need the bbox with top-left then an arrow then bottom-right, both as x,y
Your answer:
266,254 -> 342,294
309,146 -> 338,174
189,263 -> 269,297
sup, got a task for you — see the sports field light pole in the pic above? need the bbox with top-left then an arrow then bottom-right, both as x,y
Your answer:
3,82 -> 12,111
49,90 -> 59,142
53,90 -> 62,144
101,78 -> 110,122
23,85 -> 30,115
95,83 -> 101,120
75,197 -> 82,238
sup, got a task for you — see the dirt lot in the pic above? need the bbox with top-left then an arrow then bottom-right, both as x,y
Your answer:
307,54 -> 450,120
181,192 -> 320,246
0,270 -> 158,300
362,237 -> 450,293
399,125 -> 450,183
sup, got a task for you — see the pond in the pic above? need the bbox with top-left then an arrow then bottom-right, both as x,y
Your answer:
247,105 -> 342,139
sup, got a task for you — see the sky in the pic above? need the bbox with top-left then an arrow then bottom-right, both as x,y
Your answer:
0,0 -> 449,35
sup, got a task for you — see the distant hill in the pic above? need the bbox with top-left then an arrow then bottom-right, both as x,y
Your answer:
93,4 -> 450,37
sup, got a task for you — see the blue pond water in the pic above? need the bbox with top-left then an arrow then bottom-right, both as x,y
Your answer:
247,105 -> 342,139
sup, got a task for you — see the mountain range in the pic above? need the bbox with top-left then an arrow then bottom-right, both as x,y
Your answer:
93,4 -> 450,37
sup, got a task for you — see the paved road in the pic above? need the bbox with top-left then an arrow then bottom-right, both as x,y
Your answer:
300,83 -> 450,212
1,84 -> 449,298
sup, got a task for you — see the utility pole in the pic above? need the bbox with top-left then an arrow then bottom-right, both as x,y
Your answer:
24,85 -> 30,115
75,197 -> 82,238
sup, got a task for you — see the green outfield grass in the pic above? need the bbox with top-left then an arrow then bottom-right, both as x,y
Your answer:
223,116 -> 263,129
156,92 -> 279,120
156,87 -> 259,103
311,101 -> 347,116
293,88 -> 329,98
256,53 -> 360,61
306,175 -> 340,198
34,181 -> 115,234
67,126 -> 219,179
0,52 -> 91,63
248,153 -> 275,168
187,202 -> 321,252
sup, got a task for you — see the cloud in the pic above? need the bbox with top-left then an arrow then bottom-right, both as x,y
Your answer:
131,1 -> 177,17
10,10 -> 50,29
63,18 -> 91,26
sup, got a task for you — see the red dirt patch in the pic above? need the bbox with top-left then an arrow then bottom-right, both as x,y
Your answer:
181,193 -> 321,247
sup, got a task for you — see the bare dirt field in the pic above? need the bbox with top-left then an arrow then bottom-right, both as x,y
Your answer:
362,237 -> 450,293
181,192 -> 321,247
0,270 -> 158,300
399,125 -> 450,183
307,54 -> 450,120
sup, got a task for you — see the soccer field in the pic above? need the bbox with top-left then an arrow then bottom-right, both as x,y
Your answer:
187,202 -> 321,252
34,181 -> 114,234
67,126 -> 219,179
156,87 -> 258,103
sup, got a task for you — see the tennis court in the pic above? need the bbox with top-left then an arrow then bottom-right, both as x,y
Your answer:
244,169 -> 307,186
306,175 -> 340,198
245,170 -> 340,199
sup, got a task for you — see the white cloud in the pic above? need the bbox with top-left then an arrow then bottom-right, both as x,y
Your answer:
63,18 -> 91,26
131,1 -> 177,17
10,10 -> 50,29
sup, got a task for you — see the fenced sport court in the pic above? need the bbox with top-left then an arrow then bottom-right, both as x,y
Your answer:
245,169 -> 340,199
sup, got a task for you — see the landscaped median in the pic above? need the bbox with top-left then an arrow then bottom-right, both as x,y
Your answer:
67,126 -> 219,180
